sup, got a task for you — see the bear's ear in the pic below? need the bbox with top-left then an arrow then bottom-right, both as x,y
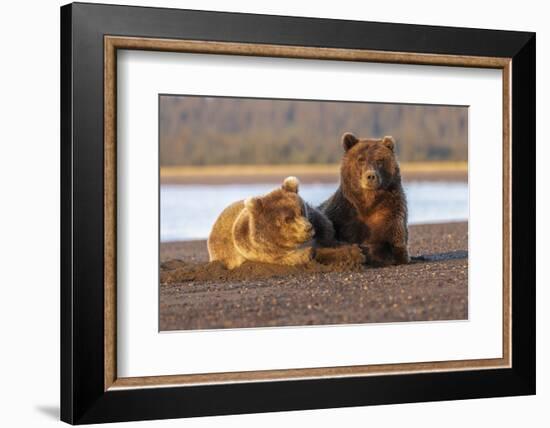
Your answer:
282,176 -> 299,193
245,197 -> 262,211
382,136 -> 395,151
342,132 -> 359,151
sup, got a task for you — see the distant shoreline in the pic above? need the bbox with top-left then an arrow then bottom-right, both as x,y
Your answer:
160,162 -> 467,184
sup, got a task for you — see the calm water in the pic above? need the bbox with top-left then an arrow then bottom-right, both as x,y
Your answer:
161,182 -> 468,242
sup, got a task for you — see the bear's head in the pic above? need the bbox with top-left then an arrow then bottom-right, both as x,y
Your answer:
340,132 -> 401,193
244,176 -> 314,247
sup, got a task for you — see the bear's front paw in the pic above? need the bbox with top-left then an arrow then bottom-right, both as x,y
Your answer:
392,246 -> 410,265
348,244 -> 367,264
302,246 -> 315,263
314,245 -> 366,265
283,247 -> 314,266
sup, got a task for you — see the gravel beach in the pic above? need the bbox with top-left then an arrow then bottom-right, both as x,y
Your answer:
160,222 -> 468,331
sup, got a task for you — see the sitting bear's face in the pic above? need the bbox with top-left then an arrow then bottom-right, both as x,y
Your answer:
340,133 -> 400,191
244,177 -> 314,248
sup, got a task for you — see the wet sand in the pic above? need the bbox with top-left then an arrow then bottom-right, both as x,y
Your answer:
160,222 -> 468,331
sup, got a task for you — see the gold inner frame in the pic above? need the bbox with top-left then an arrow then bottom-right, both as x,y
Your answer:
104,35 -> 512,391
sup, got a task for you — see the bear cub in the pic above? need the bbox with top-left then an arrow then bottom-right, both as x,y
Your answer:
208,176 -> 358,270
319,133 -> 410,266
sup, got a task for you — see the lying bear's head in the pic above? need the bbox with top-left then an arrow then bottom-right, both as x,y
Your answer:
244,176 -> 314,247
340,133 -> 401,192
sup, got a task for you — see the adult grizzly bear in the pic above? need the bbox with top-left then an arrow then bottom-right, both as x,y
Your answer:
319,133 -> 410,266
208,176 -> 363,269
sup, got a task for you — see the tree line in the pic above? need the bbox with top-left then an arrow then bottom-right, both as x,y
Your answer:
160,95 -> 467,166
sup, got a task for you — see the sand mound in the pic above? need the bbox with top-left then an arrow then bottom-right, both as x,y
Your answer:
160,257 -> 366,284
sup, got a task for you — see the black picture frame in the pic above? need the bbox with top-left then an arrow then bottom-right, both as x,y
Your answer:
61,2 -> 535,424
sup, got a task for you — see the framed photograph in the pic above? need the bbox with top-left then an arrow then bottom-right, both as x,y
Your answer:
61,2 -> 535,424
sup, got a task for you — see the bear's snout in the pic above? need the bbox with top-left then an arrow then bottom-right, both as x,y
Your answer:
361,169 -> 380,189
365,170 -> 377,182
297,219 -> 315,241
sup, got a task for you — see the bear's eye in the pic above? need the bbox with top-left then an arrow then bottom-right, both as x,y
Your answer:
285,215 -> 294,223
357,156 -> 365,162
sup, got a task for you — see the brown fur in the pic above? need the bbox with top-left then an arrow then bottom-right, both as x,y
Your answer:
208,177 -> 365,269
319,133 -> 410,266
207,178 -> 322,269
